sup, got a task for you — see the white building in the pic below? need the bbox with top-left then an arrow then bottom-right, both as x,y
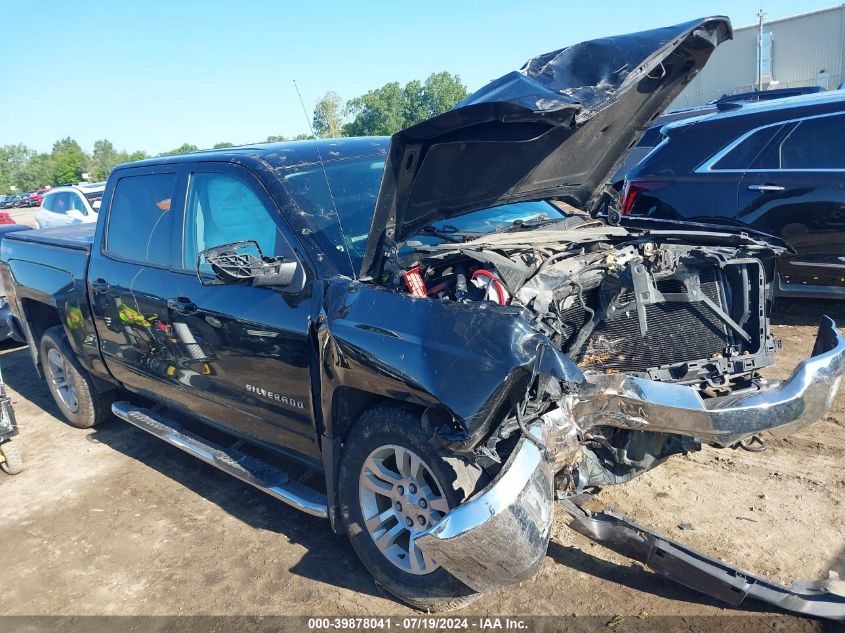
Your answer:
671,5 -> 845,109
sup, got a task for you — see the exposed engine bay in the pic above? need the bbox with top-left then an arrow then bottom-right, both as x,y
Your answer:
391,216 -> 778,385
383,215 -> 785,488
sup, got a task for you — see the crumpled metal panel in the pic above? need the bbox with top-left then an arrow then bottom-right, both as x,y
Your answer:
320,281 -> 583,446
458,17 -> 729,115
414,423 -> 558,593
360,17 -> 733,277
410,318 -> 844,598
572,316 -> 845,446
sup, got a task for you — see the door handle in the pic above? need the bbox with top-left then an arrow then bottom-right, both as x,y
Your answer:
91,278 -> 110,294
747,184 -> 785,192
167,297 -> 198,315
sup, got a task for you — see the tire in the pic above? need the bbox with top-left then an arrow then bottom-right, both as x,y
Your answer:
338,403 -> 485,611
39,326 -> 114,429
0,441 -> 23,475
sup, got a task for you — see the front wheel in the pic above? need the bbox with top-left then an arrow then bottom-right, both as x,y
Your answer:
338,403 -> 484,611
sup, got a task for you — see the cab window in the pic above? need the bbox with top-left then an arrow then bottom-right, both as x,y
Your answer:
106,173 -> 178,266
182,171 -> 297,272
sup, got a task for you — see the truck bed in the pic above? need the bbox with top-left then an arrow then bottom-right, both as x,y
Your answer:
0,223 -> 101,376
4,224 -> 94,251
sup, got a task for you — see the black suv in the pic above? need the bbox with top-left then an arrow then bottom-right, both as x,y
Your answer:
623,90 -> 845,298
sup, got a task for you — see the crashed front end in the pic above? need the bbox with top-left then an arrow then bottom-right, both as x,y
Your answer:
416,316 -> 845,614
346,12 -> 845,618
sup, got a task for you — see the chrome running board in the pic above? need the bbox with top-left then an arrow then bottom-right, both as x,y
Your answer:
111,401 -> 328,518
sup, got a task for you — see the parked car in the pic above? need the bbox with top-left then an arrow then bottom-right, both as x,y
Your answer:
2,18 -> 844,618
35,184 -> 105,228
621,90 -> 845,298
13,193 -> 33,208
27,187 -> 49,208
0,212 -> 14,225
612,86 -> 829,182
0,196 -> 13,209
0,224 -> 30,341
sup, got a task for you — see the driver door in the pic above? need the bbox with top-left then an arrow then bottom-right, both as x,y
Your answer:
165,162 -> 319,460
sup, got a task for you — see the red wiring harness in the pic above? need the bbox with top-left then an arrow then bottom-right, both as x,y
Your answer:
471,269 -> 508,305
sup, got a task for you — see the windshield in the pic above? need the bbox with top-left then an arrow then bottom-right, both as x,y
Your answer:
280,156 -> 566,276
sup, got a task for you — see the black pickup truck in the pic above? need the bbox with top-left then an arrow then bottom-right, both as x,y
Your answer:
3,18 -> 845,617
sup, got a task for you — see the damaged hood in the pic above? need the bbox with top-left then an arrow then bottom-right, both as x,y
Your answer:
361,17 -> 732,278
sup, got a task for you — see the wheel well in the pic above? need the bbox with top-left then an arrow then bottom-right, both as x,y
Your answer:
331,388 -> 382,442
20,298 -> 61,350
331,388 -> 427,443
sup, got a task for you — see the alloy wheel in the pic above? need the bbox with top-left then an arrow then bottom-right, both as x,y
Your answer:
358,444 -> 450,575
46,347 -> 79,413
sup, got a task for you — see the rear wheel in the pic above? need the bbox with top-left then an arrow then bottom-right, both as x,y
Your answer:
338,403 -> 484,611
39,326 -> 114,429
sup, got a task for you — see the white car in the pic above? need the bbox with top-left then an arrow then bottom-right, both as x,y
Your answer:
35,183 -> 105,229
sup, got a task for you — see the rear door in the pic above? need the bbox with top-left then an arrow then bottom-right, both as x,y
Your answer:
88,167 -> 187,403
163,162 -> 319,459
738,112 -> 845,295
67,190 -> 94,224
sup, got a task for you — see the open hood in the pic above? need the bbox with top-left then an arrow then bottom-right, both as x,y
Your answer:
360,17 -> 732,278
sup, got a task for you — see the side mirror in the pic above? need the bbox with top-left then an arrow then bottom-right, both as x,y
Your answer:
92,200 -> 101,210
67,209 -> 85,221
198,241 -> 302,290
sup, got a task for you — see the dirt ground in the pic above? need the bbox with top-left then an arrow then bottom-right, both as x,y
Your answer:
0,299 -> 843,624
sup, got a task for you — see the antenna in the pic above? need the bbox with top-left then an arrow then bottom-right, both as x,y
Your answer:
292,80 -> 356,277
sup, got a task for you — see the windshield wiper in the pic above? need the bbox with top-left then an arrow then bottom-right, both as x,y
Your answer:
421,224 -> 467,243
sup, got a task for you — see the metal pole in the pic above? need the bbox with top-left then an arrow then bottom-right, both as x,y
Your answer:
757,9 -> 767,91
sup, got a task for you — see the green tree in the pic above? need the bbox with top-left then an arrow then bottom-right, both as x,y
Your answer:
128,150 -> 149,162
313,91 -> 344,138
17,153 -> 54,191
213,142 -> 234,148
51,137 -> 89,185
343,72 -> 467,136
343,81 -> 406,136
159,143 -> 199,156
419,72 -> 467,119
90,139 -> 123,181
0,144 -> 34,192
401,80 -> 428,127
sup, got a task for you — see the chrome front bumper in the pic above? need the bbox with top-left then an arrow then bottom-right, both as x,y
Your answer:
415,427 -> 555,593
416,316 -> 845,596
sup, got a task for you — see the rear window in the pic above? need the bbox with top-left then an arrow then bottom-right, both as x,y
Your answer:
106,173 -> 178,265
777,114 -> 845,169
84,190 -> 104,205
709,125 -> 782,170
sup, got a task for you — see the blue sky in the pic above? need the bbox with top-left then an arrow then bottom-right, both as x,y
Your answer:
1,0 -> 837,154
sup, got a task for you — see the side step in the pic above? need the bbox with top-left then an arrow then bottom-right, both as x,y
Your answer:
111,402 -> 328,518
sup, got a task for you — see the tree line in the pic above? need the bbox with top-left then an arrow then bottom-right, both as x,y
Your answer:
1,72 -> 467,193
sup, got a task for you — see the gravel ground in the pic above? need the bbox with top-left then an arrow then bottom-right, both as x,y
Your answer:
0,299 -> 842,627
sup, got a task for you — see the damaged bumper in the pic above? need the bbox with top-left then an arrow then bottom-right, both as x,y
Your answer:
415,426 -> 555,593
416,316 -> 845,605
562,500 -> 845,620
574,315 -> 845,447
